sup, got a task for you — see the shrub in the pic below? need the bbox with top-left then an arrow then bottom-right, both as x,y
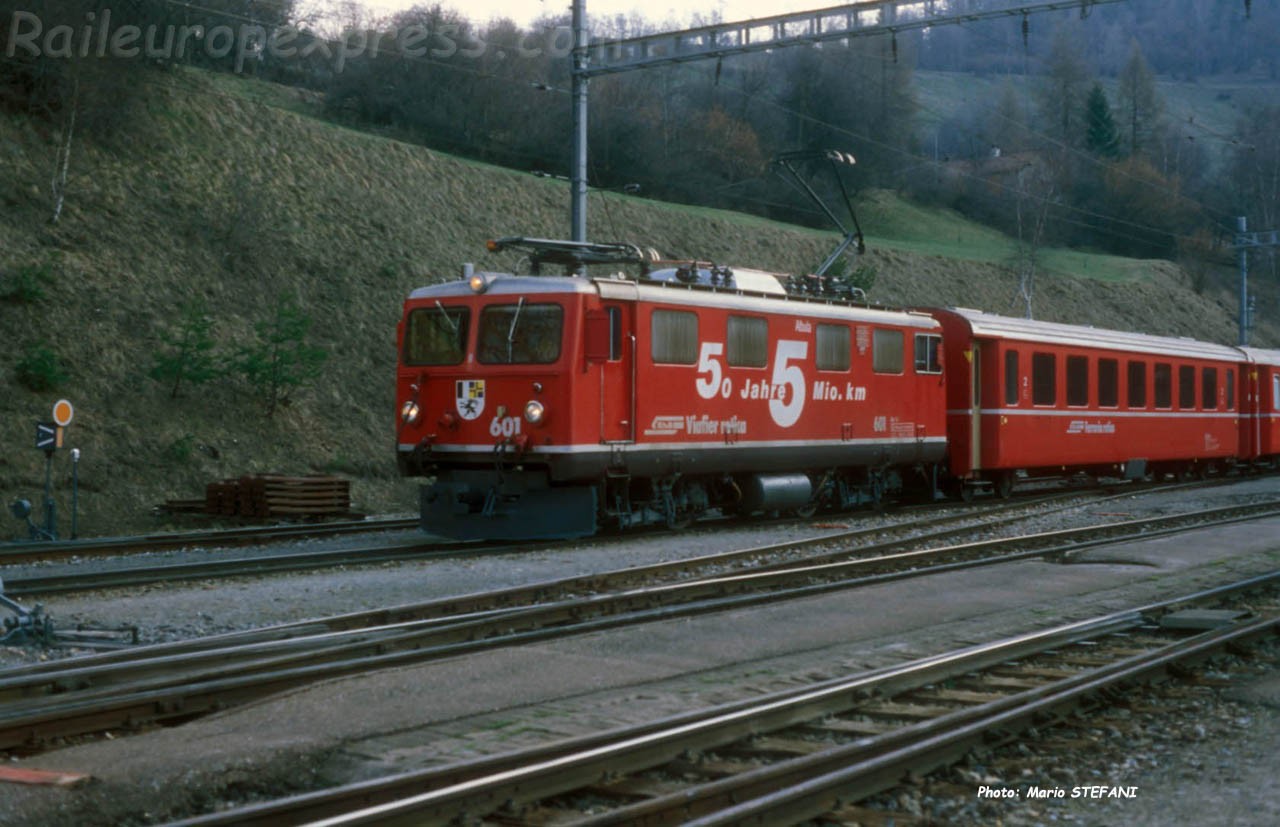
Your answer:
1,261 -> 51,303
234,297 -> 328,416
15,343 -> 68,391
150,300 -> 222,398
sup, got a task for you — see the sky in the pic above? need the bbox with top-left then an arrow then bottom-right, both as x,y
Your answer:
355,0 -> 828,29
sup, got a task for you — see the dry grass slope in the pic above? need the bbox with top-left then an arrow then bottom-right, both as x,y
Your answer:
0,69 -> 1269,538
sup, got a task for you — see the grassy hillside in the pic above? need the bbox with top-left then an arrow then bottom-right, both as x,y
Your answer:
0,69 -> 1269,539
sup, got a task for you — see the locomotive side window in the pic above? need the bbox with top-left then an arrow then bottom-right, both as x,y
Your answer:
872,329 -> 904,374
817,324 -> 851,371
1128,361 -> 1147,408
1178,365 -> 1196,409
404,305 -> 469,366
1273,372 -> 1279,408
1226,369 -> 1235,410
727,316 -> 768,368
1066,356 -> 1089,407
1098,358 -> 1119,407
1154,363 -> 1172,409
1004,350 -> 1019,405
477,302 -> 563,364
1032,352 -> 1056,406
1201,367 -> 1218,410
651,309 -> 698,365
913,334 -> 942,374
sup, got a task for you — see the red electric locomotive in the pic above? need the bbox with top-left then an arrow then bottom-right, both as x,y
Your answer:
395,239 -> 947,539
927,308 -> 1243,498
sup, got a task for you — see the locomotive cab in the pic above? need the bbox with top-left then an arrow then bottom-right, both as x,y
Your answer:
396,273 -> 606,539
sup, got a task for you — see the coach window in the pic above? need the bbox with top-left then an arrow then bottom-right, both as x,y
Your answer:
1273,372 -> 1279,408
1004,350 -> 1019,405
727,316 -> 768,368
1066,356 -> 1089,407
1178,365 -> 1196,409
1127,361 -> 1147,408
404,306 -> 469,366
1098,358 -> 1119,408
1032,352 -> 1056,406
873,329 -> 904,374
1201,367 -> 1218,410
650,309 -> 698,365
1226,368 -> 1235,410
1154,363 -> 1172,409
817,324 -> 851,371
913,334 -> 942,374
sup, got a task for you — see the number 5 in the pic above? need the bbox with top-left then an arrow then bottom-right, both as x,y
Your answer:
769,340 -> 808,428
695,342 -> 724,400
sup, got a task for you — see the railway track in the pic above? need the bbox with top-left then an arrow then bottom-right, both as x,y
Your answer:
1,498 -> 1276,753
0,484 -> 1219,598
0,517 -> 422,565
164,573 -> 1280,826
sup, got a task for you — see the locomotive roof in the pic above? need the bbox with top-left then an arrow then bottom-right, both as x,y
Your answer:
935,307 -> 1243,361
1239,347 -> 1280,366
408,273 -> 939,329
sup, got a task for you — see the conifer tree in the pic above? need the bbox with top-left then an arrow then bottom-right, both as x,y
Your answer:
1084,84 -> 1120,158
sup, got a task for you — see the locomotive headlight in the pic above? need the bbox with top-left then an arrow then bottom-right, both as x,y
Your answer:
400,400 -> 421,424
523,400 -> 546,425
468,272 -> 491,294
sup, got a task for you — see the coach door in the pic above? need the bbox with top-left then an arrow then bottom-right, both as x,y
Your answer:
965,342 -> 981,471
587,303 -> 635,443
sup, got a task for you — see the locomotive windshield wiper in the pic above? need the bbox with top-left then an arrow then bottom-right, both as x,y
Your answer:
433,301 -> 459,335
506,296 -> 525,362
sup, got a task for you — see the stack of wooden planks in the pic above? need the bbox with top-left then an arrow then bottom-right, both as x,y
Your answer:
162,474 -> 352,519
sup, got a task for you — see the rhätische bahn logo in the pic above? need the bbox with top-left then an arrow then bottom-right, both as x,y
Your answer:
456,379 -> 486,420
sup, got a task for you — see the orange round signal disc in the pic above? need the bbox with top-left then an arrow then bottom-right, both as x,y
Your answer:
52,399 -> 74,427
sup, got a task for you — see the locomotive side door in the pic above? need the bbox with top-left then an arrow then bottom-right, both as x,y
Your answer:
588,303 -> 635,443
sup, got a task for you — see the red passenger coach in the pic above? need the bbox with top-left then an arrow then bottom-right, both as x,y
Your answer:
928,308 -> 1242,498
396,239 -> 948,539
1240,348 -> 1280,466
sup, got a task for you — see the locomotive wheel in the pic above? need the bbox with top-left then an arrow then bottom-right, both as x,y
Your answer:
994,472 -> 1015,499
793,502 -> 818,519
958,483 -> 976,503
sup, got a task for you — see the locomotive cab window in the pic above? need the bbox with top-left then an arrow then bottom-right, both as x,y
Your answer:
1098,358 -> 1119,408
1154,363 -> 1172,409
913,334 -> 942,374
404,305 -> 469,366
1201,367 -> 1218,410
872,329 -> 904,374
1032,352 -> 1056,406
1178,365 -> 1196,409
1004,350 -> 1019,405
727,315 -> 768,368
478,302 -> 563,364
1066,356 -> 1089,407
816,324 -> 850,371
1128,361 -> 1147,408
651,309 -> 698,365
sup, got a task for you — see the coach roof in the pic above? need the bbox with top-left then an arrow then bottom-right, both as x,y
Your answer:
934,307 -> 1242,361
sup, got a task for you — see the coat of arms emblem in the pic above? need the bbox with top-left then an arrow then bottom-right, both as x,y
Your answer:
456,379 -> 485,420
